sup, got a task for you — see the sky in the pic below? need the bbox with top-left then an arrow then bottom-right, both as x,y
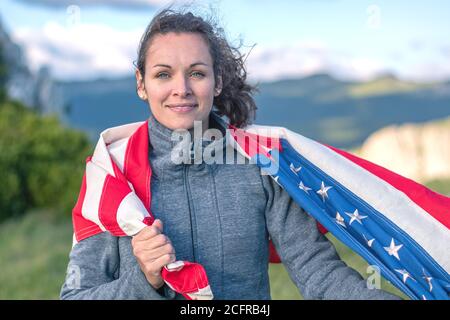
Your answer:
1,0 -> 449,82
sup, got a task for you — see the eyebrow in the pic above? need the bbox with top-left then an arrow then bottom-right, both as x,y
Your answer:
152,62 -> 209,68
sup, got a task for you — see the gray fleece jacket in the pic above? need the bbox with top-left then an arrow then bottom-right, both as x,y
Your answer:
60,111 -> 400,300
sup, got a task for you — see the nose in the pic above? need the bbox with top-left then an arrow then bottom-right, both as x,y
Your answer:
172,74 -> 192,97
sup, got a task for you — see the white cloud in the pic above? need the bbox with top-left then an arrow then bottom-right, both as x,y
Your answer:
12,21 -> 142,80
11,22 -> 450,83
245,42 -> 389,82
15,0 -> 185,9
399,61 -> 450,83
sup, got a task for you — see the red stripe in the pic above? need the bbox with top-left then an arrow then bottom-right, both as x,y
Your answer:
98,174 -> 132,236
72,158 -> 103,242
228,125 -> 282,159
325,144 -> 450,230
161,261 -> 209,295
123,121 -> 153,215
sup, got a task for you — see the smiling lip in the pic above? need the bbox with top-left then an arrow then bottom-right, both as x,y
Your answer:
166,103 -> 198,113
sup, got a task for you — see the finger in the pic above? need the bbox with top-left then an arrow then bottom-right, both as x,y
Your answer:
140,253 -> 176,276
133,224 -> 162,241
153,219 -> 163,233
146,234 -> 171,251
133,235 -> 173,255
149,243 -> 175,259
153,253 -> 177,269
136,242 -> 175,262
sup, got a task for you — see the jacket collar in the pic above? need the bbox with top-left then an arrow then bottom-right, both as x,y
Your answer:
147,110 -> 229,166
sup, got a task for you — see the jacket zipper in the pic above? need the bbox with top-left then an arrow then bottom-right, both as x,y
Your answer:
183,165 -> 197,262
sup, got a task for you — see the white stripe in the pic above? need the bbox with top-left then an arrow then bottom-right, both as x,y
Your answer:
81,162 -> 108,232
116,192 -> 150,236
108,137 -> 130,173
101,121 -> 145,145
107,135 -> 136,192
242,125 -> 450,273
91,121 -> 145,176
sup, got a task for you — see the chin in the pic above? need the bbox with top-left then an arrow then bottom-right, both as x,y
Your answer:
165,118 -> 196,131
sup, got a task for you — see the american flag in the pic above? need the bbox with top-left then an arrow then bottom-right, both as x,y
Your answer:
72,120 -> 449,300
230,124 -> 450,300
72,121 -> 212,300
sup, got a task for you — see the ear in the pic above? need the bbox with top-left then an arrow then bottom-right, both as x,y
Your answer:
214,74 -> 223,97
135,69 -> 147,100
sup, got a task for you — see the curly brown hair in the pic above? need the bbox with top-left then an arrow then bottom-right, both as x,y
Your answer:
135,7 -> 258,128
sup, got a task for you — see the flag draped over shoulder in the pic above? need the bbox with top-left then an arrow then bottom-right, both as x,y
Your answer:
229,124 -> 450,300
72,120 -> 450,300
72,121 -> 212,300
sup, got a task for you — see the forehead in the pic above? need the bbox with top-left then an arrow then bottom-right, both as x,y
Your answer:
146,32 -> 213,65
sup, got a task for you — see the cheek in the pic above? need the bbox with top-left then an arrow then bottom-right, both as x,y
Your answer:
197,81 -> 216,100
146,83 -> 169,104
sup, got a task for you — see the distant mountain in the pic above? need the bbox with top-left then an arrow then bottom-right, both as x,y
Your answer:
254,74 -> 450,148
356,116 -> 450,183
0,17 -> 63,115
56,77 -> 149,140
256,73 -> 351,101
56,73 -> 450,148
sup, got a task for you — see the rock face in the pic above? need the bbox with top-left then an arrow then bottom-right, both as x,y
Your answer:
0,18 -> 63,115
357,117 -> 450,182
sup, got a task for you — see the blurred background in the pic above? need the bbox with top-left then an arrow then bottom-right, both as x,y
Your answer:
0,0 -> 448,299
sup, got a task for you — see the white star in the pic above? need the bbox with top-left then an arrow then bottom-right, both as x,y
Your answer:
316,181 -> 332,202
335,212 -> 346,228
363,234 -> 375,247
344,209 -> 368,225
384,238 -> 403,260
298,181 -> 312,193
289,163 -> 302,175
395,269 -> 416,284
422,269 -> 433,292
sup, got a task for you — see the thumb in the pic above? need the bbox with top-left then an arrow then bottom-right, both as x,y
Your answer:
153,219 -> 163,233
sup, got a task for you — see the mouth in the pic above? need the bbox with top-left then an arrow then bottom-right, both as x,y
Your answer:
166,103 -> 198,113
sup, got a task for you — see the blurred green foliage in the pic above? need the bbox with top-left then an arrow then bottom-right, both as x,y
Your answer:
0,209 -> 73,299
426,178 -> 450,197
0,99 -> 92,221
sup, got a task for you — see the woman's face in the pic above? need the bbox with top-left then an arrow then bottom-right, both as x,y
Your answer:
136,32 -> 222,131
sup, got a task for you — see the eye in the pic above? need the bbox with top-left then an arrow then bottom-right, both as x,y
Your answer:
191,71 -> 205,78
156,72 -> 170,79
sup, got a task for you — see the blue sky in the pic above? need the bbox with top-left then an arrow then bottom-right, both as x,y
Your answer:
1,0 -> 449,82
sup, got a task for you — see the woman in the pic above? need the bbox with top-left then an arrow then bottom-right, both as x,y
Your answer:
60,8 -> 400,300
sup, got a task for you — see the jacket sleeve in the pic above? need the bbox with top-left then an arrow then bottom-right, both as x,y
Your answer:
261,174 -> 402,300
59,232 -> 176,300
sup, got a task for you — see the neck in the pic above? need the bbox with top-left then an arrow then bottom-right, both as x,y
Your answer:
147,111 -> 228,163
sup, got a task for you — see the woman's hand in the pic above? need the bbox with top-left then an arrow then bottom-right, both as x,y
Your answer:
131,219 -> 176,289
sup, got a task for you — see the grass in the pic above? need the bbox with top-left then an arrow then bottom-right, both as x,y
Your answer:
1,175 -> 448,300
0,210 -> 73,299
269,233 -> 408,300
426,178 -> 450,196
347,76 -> 433,98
